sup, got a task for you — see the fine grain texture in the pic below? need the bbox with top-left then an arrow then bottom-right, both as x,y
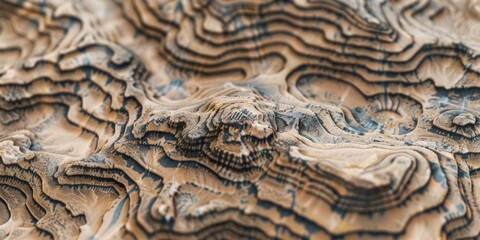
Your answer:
1,0 -> 480,239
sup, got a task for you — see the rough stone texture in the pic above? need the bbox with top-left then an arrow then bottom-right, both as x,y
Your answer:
1,0 -> 480,239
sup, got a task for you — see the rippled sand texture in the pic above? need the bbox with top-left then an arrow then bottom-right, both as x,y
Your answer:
2,0 -> 480,239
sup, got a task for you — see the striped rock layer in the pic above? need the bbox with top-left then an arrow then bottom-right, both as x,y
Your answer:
1,0 -> 480,239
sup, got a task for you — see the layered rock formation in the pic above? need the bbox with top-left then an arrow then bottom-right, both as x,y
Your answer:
1,0 -> 480,239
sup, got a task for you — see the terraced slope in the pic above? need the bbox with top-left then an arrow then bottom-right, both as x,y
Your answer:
1,0 -> 480,239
